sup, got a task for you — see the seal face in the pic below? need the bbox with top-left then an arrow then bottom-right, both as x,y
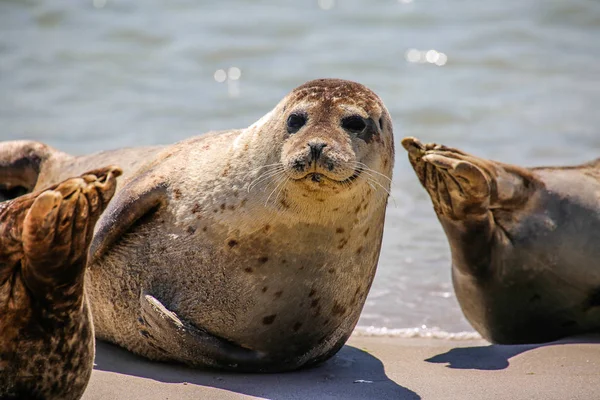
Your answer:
402,137 -> 600,344
0,167 -> 120,400
281,80 -> 386,188
0,79 -> 394,371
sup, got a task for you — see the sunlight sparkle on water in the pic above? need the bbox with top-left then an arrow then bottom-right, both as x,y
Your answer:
228,67 -> 241,80
214,67 -> 242,98
405,48 -> 448,66
214,69 -> 227,83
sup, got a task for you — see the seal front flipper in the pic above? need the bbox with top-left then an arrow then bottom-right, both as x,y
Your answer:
139,292 -> 269,371
402,137 -> 538,276
89,172 -> 168,263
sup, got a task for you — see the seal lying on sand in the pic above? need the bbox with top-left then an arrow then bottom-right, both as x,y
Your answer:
402,137 -> 600,344
0,79 -> 394,371
0,166 -> 120,400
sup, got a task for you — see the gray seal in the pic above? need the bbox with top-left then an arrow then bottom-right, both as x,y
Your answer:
0,166 -> 120,400
402,137 -> 600,344
0,79 -> 395,371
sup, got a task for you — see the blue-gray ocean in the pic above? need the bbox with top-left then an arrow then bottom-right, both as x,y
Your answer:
1,0 -> 599,338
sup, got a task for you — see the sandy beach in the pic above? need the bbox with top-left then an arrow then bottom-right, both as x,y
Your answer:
83,334 -> 600,400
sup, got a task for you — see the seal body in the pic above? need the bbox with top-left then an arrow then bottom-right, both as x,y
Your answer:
0,79 -> 394,371
0,167 -> 120,400
402,137 -> 600,344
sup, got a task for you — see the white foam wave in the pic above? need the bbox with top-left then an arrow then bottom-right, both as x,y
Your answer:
353,325 -> 482,340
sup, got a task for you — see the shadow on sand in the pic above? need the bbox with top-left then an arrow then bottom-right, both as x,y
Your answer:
425,334 -> 600,370
94,341 -> 420,400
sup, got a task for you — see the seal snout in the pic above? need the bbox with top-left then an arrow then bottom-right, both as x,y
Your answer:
283,137 -> 357,185
308,141 -> 327,164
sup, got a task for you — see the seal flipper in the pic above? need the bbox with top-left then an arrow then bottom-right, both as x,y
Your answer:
0,167 -> 121,291
402,137 -> 538,276
88,173 -> 168,264
21,167 -> 121,298
139,292 -> 269,371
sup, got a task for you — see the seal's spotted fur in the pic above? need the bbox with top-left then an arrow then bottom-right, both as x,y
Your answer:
0,167 -> 120,400
0,79 -> 394,372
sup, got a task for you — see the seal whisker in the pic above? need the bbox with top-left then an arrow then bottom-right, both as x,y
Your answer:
364,175 -> 390,196
248,167 -> 286,192
248,163 -> 284,173
353,162 -> 393,183
273,177 -> 291,210
248,171 -> 284,193
362,173 -> 396,207
264,175 -> 289,207
257,170 -> 287,194
248,165 -> 285,178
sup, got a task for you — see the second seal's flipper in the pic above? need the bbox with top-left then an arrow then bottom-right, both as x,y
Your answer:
402,137 -> 540,276
402,137 -> 537,220
138,291 -> 269,371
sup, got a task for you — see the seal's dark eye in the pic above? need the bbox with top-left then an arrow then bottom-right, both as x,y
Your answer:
341,116 -> 366,134
287,113 -> 307,134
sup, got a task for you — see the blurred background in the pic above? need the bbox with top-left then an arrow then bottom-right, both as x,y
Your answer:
1,0 -> 599,337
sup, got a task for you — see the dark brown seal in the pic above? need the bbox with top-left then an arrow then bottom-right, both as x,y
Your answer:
0,166 -> 121,400
0,79 -> 394,371
402,137 -> 600,344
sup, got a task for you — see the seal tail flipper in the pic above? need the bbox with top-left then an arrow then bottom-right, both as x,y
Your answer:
139,292 -> 269,371
0,141 -> 58,201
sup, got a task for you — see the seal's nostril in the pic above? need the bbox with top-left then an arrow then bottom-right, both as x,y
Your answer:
308,142 -> 327,162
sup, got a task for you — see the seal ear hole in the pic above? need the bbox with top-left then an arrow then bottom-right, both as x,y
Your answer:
379,117 -> 384,130
341,115 -> 366,134
287,112 -> 307,134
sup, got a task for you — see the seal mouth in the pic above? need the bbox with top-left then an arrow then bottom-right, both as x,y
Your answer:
301,170 -> 362,185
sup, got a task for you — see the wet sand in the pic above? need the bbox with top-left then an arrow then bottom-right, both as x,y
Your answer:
83,334 -> 600,400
